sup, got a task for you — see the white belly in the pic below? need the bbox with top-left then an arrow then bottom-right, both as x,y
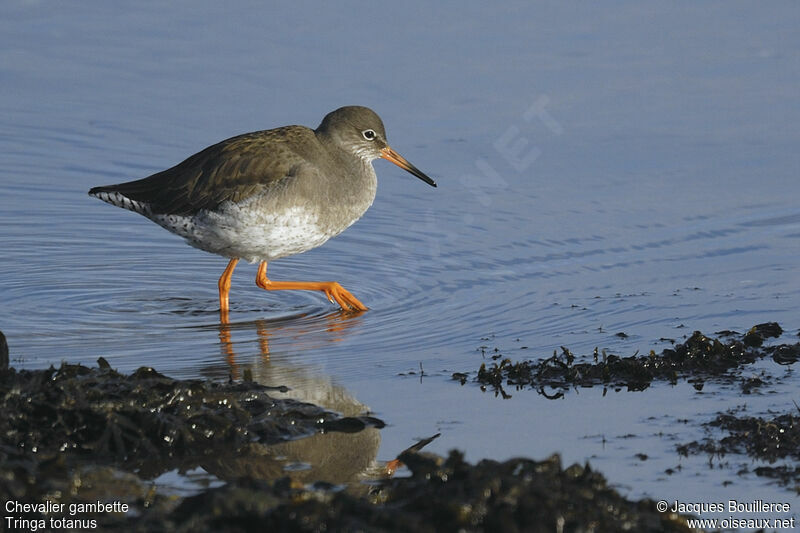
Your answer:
153,203 -> 340,263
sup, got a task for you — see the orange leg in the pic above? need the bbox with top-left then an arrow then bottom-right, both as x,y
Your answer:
218,258 -> 239,322
255,261 -> 367,312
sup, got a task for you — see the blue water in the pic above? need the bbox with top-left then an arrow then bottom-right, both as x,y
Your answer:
2,1 -> 799,526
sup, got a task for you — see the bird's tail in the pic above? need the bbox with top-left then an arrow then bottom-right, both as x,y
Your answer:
89,186 -> 152,216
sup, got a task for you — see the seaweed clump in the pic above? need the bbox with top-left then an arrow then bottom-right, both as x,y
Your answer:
466,323 -> 794,399
116,451 -> 693,533
0,358 -> 384,493
677,406 -> 800,489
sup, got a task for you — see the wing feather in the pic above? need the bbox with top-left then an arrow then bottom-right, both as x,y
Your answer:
89,126 -> 321,216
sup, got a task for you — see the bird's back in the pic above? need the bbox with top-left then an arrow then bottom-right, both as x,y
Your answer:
89,125 -> 323,217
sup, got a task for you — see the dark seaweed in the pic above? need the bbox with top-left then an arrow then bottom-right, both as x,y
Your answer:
465,323 -> 794,399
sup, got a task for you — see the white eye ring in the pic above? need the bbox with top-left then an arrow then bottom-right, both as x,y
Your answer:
362,129 -> 376,140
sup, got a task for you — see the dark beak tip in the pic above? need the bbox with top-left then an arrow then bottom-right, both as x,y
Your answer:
417,174 -> 437,188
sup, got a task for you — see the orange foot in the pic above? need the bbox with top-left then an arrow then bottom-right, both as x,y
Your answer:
218,258 -> 240,323
255,261 -> 367,312
385,458 -> 402,476
320,281 -> 368,311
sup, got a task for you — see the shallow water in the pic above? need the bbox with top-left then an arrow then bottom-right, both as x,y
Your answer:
2,0 -> 799,525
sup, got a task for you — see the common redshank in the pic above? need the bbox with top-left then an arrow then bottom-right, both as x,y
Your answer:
89,106 -> 436,319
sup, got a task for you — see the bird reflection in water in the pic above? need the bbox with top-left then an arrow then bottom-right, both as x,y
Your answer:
209,310 -> 407,489
217,309 -> 364,377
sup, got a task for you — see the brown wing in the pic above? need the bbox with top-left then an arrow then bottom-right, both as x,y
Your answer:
89,126 -> 321,215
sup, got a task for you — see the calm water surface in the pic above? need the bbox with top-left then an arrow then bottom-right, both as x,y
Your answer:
2,0 -> 799,522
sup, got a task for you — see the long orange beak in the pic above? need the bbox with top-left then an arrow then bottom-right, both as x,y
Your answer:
380,146 -> 437,187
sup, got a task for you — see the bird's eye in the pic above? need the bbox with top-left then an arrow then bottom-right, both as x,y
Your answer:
361,129 -> 376,140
